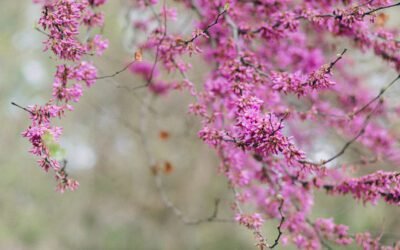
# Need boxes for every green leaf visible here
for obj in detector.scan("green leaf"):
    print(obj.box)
[42,131,66,160]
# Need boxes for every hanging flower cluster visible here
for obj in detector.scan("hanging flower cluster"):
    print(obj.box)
[21,0,108,192]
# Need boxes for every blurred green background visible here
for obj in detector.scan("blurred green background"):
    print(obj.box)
[0,1,399,249]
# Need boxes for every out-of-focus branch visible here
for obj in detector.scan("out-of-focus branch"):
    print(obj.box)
[250,199,285,250]
[131,0,168,91]
[95,60,137,80]
[351,74,400,117]
[183,8,228,45]
[183,199,233,225]
[138,92,231,225]
[306,218,333,250]
[300,99,382,166]
[326,49,347,73]
[133,5,231,222]
[362,2,400,16]
[245,2,400,35]
[11,102,33,115]
[268,199,285,249]
[242,48,347,81]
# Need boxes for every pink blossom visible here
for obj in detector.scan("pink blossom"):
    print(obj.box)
[83,10,105,27]
[129,61,159,81]
[235,213,264,230]
[22,0,400,246]
[89,35,109,55]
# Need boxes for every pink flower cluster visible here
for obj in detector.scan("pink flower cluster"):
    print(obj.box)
[314,218,353,245]
[331,171,400,205]
[271,64,335,97]
[306,2,400,71]
[129,0,400,249]
[355,232,400,250]
[21,0,400,248]
[52,62,97,102]
[235,213,264,230]
[21,0,108,192]
[38,0,108,60]
[22,102,79,192]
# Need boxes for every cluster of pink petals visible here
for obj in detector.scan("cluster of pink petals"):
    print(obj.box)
[52,62,97,102]
[271,65,335,97]
[21,0,400,247]
[22,0,108,192]
[314,218,353,245]
[306,2,400,71]
[88,35,109,55]
[128,0,400,248]
[83,9,105,27]
[21,102,78,191]
[330,171,400,205]
[235,213,264,230]
[355,232,400,250]
[38,0,108,60]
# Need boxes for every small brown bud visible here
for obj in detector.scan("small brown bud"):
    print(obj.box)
[159,130,170,140]
[163,161,174,174]
[376,13,389,27]
[134,49,143,62]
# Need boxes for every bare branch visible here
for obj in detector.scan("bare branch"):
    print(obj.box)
[268,199,285,249]
[133,10,231,223]
[242,48,347,80]
[130,1,169,91]
[95,60,137,80]
[362,2,400,16]
[184,199,233,225]
[11,102,33,115]
[326,49,347,73]
[351,74,400,117]
[183,8,228,45]
[300,99,382,166]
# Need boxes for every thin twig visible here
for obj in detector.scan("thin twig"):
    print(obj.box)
[363,2,400,16]
[306,218,333,250]
[134,6,231,223]
[300,99,382,166]
[268,199,285,249]
[246,2,400,35]
[11,102,33,115]
[94,60,137,80]
[130,1,168,91]
[242,48,347,80]
[184,9,227,44]
[326,49,347,73]
[34,26,50,37]
[351,74,400,117]
[184,199,233,225]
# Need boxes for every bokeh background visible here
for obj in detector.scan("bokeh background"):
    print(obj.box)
[1,1,399,249]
